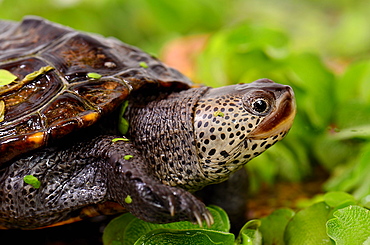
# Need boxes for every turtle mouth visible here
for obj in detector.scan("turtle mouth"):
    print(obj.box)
[248,87,296,139]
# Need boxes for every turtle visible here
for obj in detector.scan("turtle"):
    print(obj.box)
[0,16,296,230]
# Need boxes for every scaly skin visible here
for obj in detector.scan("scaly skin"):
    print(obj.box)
[0,79,295,229]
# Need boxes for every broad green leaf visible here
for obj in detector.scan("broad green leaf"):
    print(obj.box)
[0,69,17,86]
[336,60,370,105]
[284,202,333,245]
[327,205,370,245]
[235,220,262,245]
[259,208,295,245]
[287,52,335,129]
[103,206,230,245]
[324,142,370,201]
[134,229,234,245]
[323,192,356,209]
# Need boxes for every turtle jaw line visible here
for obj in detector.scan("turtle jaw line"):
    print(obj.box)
[247,90,296,139]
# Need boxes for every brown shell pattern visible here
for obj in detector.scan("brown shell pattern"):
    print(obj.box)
[0,16,192,165]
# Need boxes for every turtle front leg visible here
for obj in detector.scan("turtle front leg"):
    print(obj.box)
[102,136,213,227]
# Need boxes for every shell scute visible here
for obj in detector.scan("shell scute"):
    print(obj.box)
[0,17,71,61]
[0,16,192,165]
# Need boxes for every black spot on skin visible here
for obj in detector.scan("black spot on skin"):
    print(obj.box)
[205,105,211,111]
[220,150,229,157]
[210,135,216,140]
[260,141,267,147]
[248,123,253,128]
[204,139,210,144]
[252,143,258,150]
[186,169,193,175]
[265,144,272,149]
[197,121,202,128]
[199,132,204,138]
[233,160,240,164]
[215,169,222,173]
[208,149,216,155]
[210,127,215,133]
[221,133,226,140]
[243,154,251,158]
[204,122,209,127]
[229,140,235,145]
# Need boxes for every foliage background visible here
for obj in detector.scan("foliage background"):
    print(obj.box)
[1,0,369,207]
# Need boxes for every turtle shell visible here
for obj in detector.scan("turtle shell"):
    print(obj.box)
[0,16,192,165]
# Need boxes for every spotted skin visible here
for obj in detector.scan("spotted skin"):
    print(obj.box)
[125,79,295,191]
[193,80,295,185]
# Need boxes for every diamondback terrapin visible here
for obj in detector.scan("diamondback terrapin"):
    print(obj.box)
[0,16,296,229]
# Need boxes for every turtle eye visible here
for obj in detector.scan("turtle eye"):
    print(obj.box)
[243,90,274,115]
[252,99,269,114]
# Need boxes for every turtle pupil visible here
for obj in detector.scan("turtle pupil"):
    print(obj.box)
[253,99,268,113]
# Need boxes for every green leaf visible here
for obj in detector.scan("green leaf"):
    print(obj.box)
[87,72,102,79]
[139,61,149,68]
[124,155,133,160]
[327,205,370,245]
[103,205,230,245]
[118,101,130,135]
[22,66,54,83]
[324,142,370,201]
[0,69,17,86]
[323,192,356,209]
[235,220,262,245]
[112,138,129,142]
[259,208,295,245]
[134,229,234,245]
[124,195,132,204]
[284,202,333,245]
[287,52,335,129]
[23,175,41,189]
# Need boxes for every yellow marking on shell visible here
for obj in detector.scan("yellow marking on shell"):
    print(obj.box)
[81,111,99,123]
[27,132,45,145]
[0,100,5,122]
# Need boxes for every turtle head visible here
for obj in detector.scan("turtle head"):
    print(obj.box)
[194,78,296,183]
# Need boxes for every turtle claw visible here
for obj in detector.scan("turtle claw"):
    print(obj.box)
[204,211,214,228]
[194,211,203,227]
